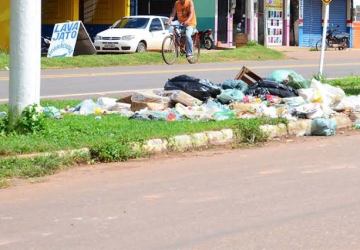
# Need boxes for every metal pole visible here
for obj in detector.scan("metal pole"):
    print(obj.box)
[285,0,290,46]
[9,0,41,125]
[249,0,255,41]
[319,3,329,75]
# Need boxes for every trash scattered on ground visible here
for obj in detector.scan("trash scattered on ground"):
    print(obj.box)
[169,90,203,106]
[355,120,360,129]
[33,66,360,137]
[43,106,62,119]
[217,89,245,104]
[164,75,221,101]
[246,80,298,98]
[311,118,337,136]
[269,70,310,89]
[334,95,360,112]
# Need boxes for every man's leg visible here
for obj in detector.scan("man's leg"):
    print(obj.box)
[185,26,194,57]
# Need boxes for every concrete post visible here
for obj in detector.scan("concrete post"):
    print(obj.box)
[249,0,255,41]
[285,0,290,46]
[9,0,41,124]
[319,4,329,75]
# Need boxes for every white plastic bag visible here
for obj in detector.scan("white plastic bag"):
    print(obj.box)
[97,97,117,110]
[334,95,360,112]
[310,79,345,108]
[298,88,315,102]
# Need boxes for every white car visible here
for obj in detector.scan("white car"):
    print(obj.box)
[94,15,170,53]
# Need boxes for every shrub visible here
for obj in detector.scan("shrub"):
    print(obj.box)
[0,113,8,136]
[14,104,45,134]
[90,139,143,163]
[235,119,268,144]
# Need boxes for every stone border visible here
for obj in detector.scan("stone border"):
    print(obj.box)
[0,115,354,160]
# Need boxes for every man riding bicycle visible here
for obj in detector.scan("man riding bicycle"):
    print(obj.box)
[167,0,197,60]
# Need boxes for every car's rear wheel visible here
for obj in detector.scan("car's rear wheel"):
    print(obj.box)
[136,42,147,53]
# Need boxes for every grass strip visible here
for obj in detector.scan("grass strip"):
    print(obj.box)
[0,153,90,188]
[328,76,360,96]
[0,100,286,187]
[0,45,284,70]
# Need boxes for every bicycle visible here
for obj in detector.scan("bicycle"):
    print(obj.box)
[162,24,200,65]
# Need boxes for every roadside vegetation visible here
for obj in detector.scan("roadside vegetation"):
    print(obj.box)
[328,76,360,95]
[0,99,286,187]
[0,51,7,69]
[0,44,284,70]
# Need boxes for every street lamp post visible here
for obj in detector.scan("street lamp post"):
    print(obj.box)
[9,0,41,125]
[319,1,331,75]
[249,0,255,41]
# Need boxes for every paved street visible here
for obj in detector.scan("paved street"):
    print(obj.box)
[1,49,360,102]
[1,133,360,249]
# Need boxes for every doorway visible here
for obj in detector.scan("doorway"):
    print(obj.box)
[138,0,175,16]
[217,0,228,43]
[290,0,299,46]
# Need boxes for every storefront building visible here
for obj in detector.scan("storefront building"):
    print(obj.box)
[42,0,130,39]
[298,0,354,47]
[354,0,360,48]
[0,0,10,51]
[3,0,359,51]
[134,0,216,37]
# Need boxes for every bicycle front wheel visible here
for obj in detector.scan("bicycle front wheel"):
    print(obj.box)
[316,39,328,51]
[162,35,178,65]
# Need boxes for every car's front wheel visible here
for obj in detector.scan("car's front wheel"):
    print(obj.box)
[136,42,147,53]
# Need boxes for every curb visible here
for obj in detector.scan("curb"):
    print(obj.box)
[1,148,90,160]
[0,115,355,160]
[142,115,353,154]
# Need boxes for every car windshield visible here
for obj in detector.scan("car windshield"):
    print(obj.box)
[112,18,150,29]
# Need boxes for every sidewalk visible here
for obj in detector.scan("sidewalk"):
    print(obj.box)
[272,46,360,60]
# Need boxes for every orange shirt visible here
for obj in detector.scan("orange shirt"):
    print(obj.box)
[175,0,197,27]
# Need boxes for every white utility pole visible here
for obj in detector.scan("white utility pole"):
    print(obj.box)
[9,0,41,124]
[319,3,330,75]
[249,0,255,41]
[285,0,290,46]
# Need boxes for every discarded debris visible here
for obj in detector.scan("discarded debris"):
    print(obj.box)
[33,66,360,137]
[164,75,221,101]
[311,118,337,136]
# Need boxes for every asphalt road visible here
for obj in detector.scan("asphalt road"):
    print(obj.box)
[1,49,360,102]
[1,133,360,249]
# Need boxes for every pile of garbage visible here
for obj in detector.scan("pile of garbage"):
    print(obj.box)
[15,66,360,136]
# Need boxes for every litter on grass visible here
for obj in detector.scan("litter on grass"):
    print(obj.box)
[36,66,360,136]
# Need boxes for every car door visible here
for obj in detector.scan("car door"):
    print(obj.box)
[147,18,167,50]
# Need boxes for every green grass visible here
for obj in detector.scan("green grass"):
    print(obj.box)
[328,76,360,96]
[0,44,284,69]
[0,52,7,69]
[0,99,287,186]
[0,153,90,187]
[0,114,239,156]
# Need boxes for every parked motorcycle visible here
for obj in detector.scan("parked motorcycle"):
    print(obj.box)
[315,25,350,51]
[199,29,214,50]
[41,36,51,55]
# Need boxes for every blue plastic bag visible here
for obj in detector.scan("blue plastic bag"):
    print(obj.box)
[311,118,337,136]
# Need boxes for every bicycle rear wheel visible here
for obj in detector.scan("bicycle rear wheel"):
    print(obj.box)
[188,33,200,64]
[162,35,178,65]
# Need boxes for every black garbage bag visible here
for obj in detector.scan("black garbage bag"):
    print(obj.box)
[164,75,221,101]
[245,80,298,98]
